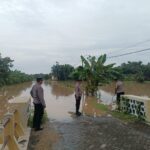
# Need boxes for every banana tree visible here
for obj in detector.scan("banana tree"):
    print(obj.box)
[80,54,116,96]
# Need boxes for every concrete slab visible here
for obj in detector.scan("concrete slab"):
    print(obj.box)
[0,128,31,150]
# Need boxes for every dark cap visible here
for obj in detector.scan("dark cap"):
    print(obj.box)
[36,76,43,82]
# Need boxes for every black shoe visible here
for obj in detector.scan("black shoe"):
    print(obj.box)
[76,112,82,116]
[34,127,43,131]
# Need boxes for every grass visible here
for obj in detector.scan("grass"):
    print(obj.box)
[28,109,48,127]
[94,103,109,112]
[111,111,139,123]
[94,102,139,123]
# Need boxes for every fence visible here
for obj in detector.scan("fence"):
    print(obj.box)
[0,97,31,150]
[120,95,150,122]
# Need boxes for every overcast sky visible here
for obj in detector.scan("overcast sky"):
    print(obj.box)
[0,0,150,74]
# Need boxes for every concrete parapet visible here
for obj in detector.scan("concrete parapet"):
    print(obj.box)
[121,95,150,123]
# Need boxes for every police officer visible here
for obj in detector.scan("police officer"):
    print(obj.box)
[75,79,82,116]
[30,77,46,131]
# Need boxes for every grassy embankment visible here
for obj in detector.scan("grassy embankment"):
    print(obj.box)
[94,99,139,123]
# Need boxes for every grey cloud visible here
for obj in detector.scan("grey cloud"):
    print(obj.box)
[0,0,150,73]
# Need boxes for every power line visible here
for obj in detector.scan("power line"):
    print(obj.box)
[80,39,150,58]
[125,39,150,48]
[107,39,150,56]
[107,48,150,59]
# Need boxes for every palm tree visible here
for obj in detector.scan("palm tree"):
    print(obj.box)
[80,54,116,96]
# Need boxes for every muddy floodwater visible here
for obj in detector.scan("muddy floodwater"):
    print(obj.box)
[100,81,150,104]
[0,81,150,121]
[1,81,150,150]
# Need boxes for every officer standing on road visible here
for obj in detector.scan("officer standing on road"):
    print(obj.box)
[75,79,82,116]
[30,77,46,131]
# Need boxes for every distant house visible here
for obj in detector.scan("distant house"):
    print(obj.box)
[52,75,58,81]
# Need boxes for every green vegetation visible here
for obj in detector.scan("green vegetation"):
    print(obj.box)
[111,111,139,123]
[0,53,33,86]
[51,57,150,89]
[95,102,139,122]
[94,103,109,111]
[28,109,48,127]
[6,70,33,84]
[51,62,74,80]
[116,61,150,82]
[80,55,116,95]
[70,66,84,81]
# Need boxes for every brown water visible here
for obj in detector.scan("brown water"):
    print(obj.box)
[100,81,150,104]
[0,82,32,120]
[0,81,150,122]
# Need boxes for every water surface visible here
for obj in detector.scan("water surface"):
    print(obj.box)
[0,81,150,122]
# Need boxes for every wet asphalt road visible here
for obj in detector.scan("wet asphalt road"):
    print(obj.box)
[52,116,150,150]
[28,115,150,150]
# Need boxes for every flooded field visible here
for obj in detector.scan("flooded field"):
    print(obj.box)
[0,81,150,121]
[100,81,150,104]
[0,82,32,120]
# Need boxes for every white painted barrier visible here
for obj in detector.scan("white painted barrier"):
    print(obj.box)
[121,95,150,122]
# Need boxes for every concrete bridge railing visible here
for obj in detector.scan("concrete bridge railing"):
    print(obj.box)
[0,97,31,150]
[120,95,150,122]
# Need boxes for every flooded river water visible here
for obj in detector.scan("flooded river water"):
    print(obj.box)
[0,81,150,122]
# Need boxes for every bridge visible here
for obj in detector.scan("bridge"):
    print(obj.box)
[0,97,31,150]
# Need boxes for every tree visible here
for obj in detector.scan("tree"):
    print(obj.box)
[6,70,33,84]
[0,53,33,86]
[143,63,150,81]
[79,54,116,96]
[116,61,150,82]
[0,53,13,86]
[51,62,74,80]
[118,61,143,75]
[70,66,84,81]
[135,71,145,83]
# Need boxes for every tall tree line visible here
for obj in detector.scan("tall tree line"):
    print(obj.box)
[51,62,74,80]
[0,53,33,86]
[51,59,150,83]
[116,61,150,82]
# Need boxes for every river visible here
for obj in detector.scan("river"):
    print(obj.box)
[0,81,150,121]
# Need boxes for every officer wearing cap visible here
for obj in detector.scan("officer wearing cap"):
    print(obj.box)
[30,76,46,131]
[75,79,82,116]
